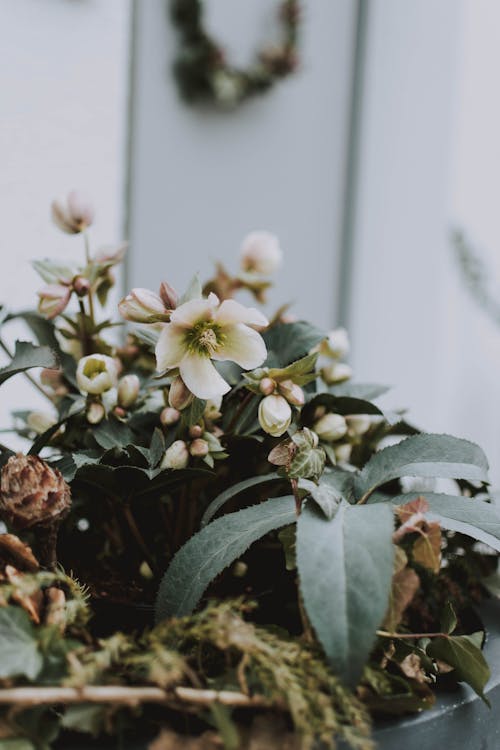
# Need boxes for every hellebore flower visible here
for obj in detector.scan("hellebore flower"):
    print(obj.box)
[258,394,292,437]
[155,294,268,401]
[240,231,283,275]
[119,288,169,324]
[76,354,119,395]
[51,191,94,234]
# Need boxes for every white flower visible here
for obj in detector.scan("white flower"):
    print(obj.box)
[119,288,169,323]
[162,440,189,470]
[314,413,347,442]
[258,394,292,437]
[51,191,94,234]
[240,231,283,275]
[76,354,118,395]
[156,294,268,401]
[117,374,140,408]
[321,362,353,385]
[320,327,350,360]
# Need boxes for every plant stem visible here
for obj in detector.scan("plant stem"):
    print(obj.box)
[83,232,96,324]
[0,337,54,403]
[290,478,302,515]
[123,502,157,573]
[376,629,448,640]
[227,390,254,433]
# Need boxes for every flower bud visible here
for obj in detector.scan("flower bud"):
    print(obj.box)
[162,440,189,470]
[189,438,209,458]
[334,443,352,464]
[320,328,350,360]
[313,413,347,442]
[117,374,140,408]
[159,281,179,310]
[168,376,194,410]
[240,231,283,275]
[86,401,105,424]
[51,191,94,234]
[258,394,292,437]
[278,379,305,406]
[118,288,169,324]
[26,412,57,435]
[113,406,126,419]
[76,354,118,395]
[204,397,222,421]
[345,415,371,438]
[73,276,91,297]
[38,284,71,320]
[160,407,181,426]
[321,362,353,385]
[189,425,203,439]
[259,377,276,395]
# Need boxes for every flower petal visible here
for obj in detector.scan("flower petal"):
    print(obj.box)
[179,354,231,400]
[215,299,268,329]
[155,324,186,371]
[212,323,267,370]
[170,297,218,328]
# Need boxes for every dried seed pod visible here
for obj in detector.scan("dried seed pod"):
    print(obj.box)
[0,454,71,530]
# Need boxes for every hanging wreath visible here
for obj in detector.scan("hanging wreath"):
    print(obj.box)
[169,0,300,108]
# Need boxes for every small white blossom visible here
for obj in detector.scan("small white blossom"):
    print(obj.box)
[156,294,268,401]
[321,362,353,385]
[76,354,118,395]
[258,394,292,437]
[240,231,283,276]
[117,374,140,408]
[320,328,350,360]
[314,413,347,442]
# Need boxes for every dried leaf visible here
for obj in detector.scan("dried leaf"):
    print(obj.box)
[413,522,442,573]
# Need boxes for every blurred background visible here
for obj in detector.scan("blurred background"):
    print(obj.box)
[2,0,500,480]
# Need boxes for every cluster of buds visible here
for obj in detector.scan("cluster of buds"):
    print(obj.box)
[257,374,306,438]
[311,405,373,465]
[161,425,226,470]
[316,327,353,385]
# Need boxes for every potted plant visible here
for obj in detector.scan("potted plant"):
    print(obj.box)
[0,193,499,750]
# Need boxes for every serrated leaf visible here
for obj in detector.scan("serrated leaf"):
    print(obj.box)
[0,607,43,680]
[426,633,490,703]
[263,321,325,367]
[7,310,77,384]
[201,472,281,526]
[320,467,357,504]
[299,478,342,520]
[92,417,134,449]
[155,496,296,621]
[355,434,489,503]
[388,493,500,552]
[0,341,58,386]
[297,500,395,686]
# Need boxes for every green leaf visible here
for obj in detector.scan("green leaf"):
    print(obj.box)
[0,607,43,680]
[387,493,500,552]
[181,397,206,427]
[180,274,202,304]
[201,472,281,526]
[427,633,490,704]
[331,382,391,400]
[0,341,58,386]
[288,443,326,480]
[61,704,107,737]
[155,495,296,621]
[92,417,134,449]
[32,259,76,284]
[263,321,325,367]
[297,501,394,686]
[149,427,166,468]
[355,434,489,502]
[7,310,77,384]
[441,602,458,635]
[306,393,384,418]
[319,467,357,504]
[298,478,342,520]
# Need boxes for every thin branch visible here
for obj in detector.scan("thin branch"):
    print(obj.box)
[377,629,447,640]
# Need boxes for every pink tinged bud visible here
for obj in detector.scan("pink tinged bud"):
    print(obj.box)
[189,425,203,439]
[86,401,105,425]
[51,191,94,234]
[189,438,209,458]
[345,415,371,438]
[320,362,353,385]
[162,440,189,470]
[168,376,194,411]
[278,379,305,406]
[258,394,292,437]
[73,276,91,297]
[117,374,140,408]
[118,288,169,324]
[240,231,283,276]
[114,406,127,418]
[159,281,179,310]
[160,407,181,426]
[259,377,276,396]
[313,413,347,442]
[38,284,71,320]
[320,327,350,360]
[76,354,119,395]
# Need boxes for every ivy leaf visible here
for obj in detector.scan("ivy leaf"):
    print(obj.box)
[263,321,325,367]
[201,472,281,526]
[155,496,296,621]
[0,607,43,680]
[297,500,395,686]
[0,341,58,386]
[355,434,489,503]
[426,633,490,704]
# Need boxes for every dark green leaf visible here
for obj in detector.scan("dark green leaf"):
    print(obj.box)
[441,602,458,635]
[92,417,134,450]
[155,496,296,621]
[149,428,166,468]
[299,478,342,520]
[6,311,77,384]
[0,341,58,386]
[263,321,325,367]
[427,633,490,704]
[0,607,43,680]
[297,501,394,686]
[201,472,281,526]
[355,434,489,502]
[181,397,206,427]
[331,383,391,400]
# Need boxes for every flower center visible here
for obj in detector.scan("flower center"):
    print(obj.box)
[83,359,107,380]
[185,321,225,357]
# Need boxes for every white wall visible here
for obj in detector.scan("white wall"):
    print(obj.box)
[128,0,357,329]
[0,0,131,432]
